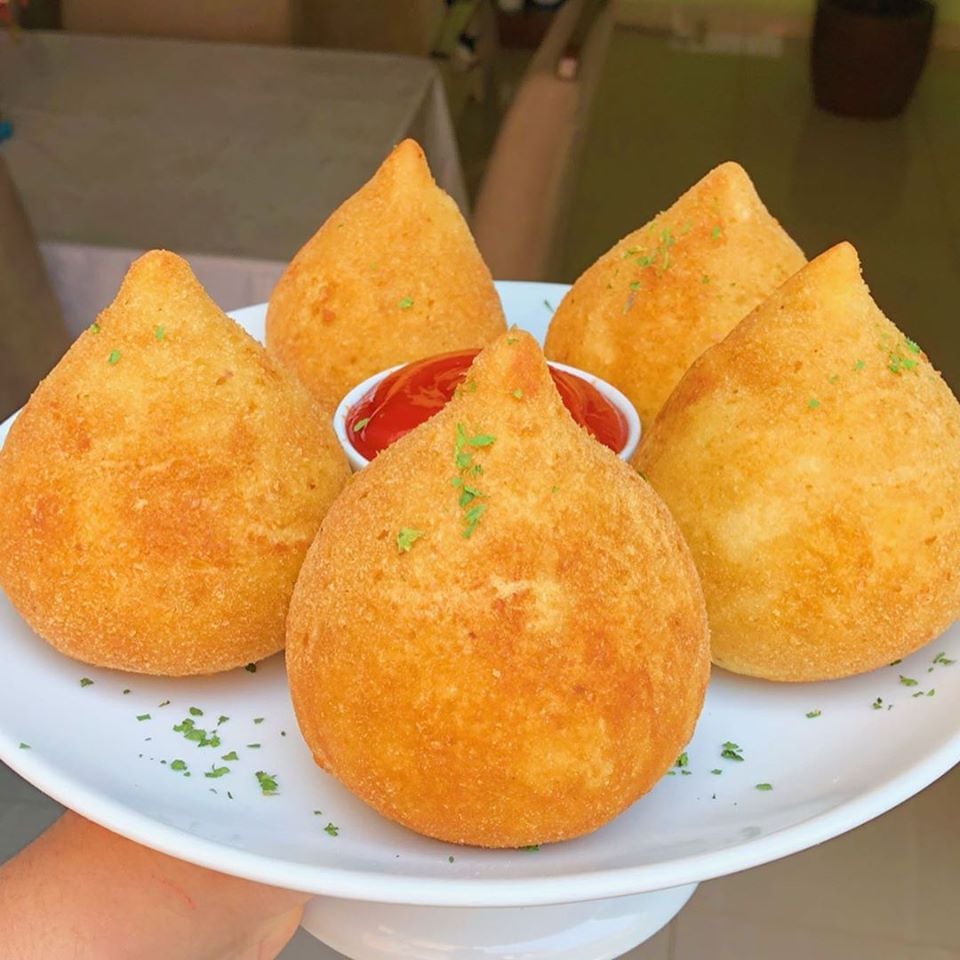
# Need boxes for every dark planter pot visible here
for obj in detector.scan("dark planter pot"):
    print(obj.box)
[811,0,935,118]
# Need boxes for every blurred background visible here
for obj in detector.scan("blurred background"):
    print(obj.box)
[1,2,959,958]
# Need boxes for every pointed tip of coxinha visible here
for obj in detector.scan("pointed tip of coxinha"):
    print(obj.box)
[466,328,559,409]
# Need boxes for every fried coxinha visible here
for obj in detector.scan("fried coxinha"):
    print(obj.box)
[287,329,710,848]
[0,251,349,675]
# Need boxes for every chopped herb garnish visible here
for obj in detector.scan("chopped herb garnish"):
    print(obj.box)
[396,528,424,553]
[80,678,94,688]
[217,715,229,726]
[701,275,711,285]
[253,717,264,725]
[506,336,518,345]
[755,783,773,791]
[90,322,101,333]
[872,697,884,710]
[154,325,165,341]
[122,688,131,695]
[398,297,414,310]
[899,675,919,687]
[170,759,187,772]
[467,434,495,447]
[158,700,170,708]
[629,281,641,291]
[550,485,560,493]
[136,714,151,722]
[205,766,230,779]
[854,359,865,371]
[245,663,257,673]
[221,751,239,761]
[18,742,30,750]
[805,709,822,719]
[720,741,744,762]
[933,652,956,666]
[807,398,821,410]
[189,707,203,716]
[710,768,722,775]
[255,771,279,795]
[448,855,455,863]
[511,388,523,399]
[675,752,689,768]
[461,502,487,538]
[927,689,936,697]
[905,338,920,354]
[313,810,323,816]
[543,299,554,312]
[711,225,722,239]
[246,743,261,749]
[324,822,339,836]
[828,374,840,384]
[890,659,902,666]
[353,417,370,433]
[107,350,121,365]
[520,844,540,852]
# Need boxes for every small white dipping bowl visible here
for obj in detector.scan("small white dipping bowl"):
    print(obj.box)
[333,358,642,472]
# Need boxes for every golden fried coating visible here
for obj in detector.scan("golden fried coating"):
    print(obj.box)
[544,162,806,426]
[287,330,709,847]
[0,251,349,676]
[635,243,960,682]
[266,139,506,411]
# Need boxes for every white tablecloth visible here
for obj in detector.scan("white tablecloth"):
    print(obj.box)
[0,31,466,265]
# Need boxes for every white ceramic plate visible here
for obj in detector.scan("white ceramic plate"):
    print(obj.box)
[1,281,958,907]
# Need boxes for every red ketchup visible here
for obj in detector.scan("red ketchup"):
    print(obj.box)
[346,349,628,461]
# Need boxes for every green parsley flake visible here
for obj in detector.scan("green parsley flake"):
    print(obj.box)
[927,689,936,697]
[828,374,840,384]
[520,844,540,852]
[246,743,261,749]
[461,502,487,539]
[221,751,239,761]
[136,714,151,722]
[90,322,101,334]
[154,325,165,341]
[710,768,722,775]
[324,822,340,836]
[905,338,921,354]
[755,783,773,791]
[122,689,131,695]
[170,759,188,772]
[217,715,229,726]
[352,417,371,433]
[720,741,744,762]
[805,709,822,719]
[107,350,121,365]
[396,528,424,553]
[543,299,554,312]
[253,717,264,724]
[205,766,230,779]
[314,810,323,816]
[711,225,722,239]
[506,337,518,345]
[675,752,689,768]
[872,697,884,710]
[80,678,94,688]
[398,297,414,310]
[807,398,821,410]
[158,700,171,707]
[701,275,711,285]
[890,659,902,666]
[245,663,257,673]
[933,652,956,666]
[255,771,279,795]
[448,855,455,863]
[189,707,203,716]
[511,388,523,400]
[854,359,865,371]
[629,281,641,291]
[18,742,30,750]
[899,675,919,687]
[467,434,495,447]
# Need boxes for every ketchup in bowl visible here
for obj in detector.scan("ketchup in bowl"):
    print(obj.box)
[345,349,629,462]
